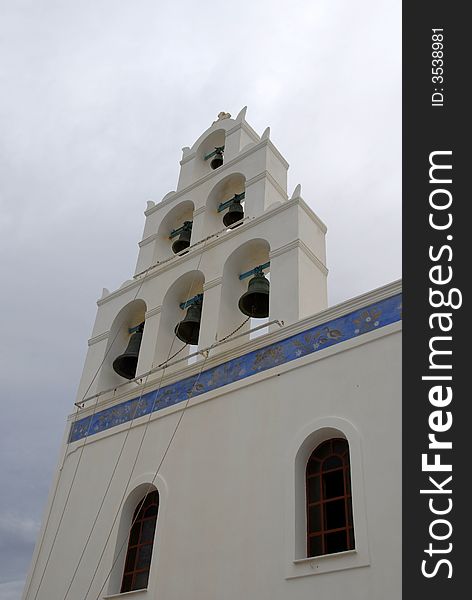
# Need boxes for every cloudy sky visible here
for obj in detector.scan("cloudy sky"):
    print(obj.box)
[0,1,400,598]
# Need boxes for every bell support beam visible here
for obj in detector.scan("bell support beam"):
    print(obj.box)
[169,220,193,239]
[217,192,245,213]
[175,297,203,345]
[238,262,270,280]
[179,293,203,310]
[204,145,224,161]
[128,324,142,334]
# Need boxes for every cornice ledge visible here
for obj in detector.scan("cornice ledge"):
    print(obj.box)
[203,277,223,291]
[139,232,159,247]
[267,139,290,169]
[269,240,328,275]
[106,199,315,306]
[298,240,329,274]
[127,198,303,290]
[144,193,176,216]
[280,280,402,342]
[145,306,162,319]
[246,170,288,200]
[145,139,276,217]
[97,278,141,306]
[88,331,110,346]
[226,120,261,143]
[72,281,402,421]
[179,150,197,166]
[297,198,328,234]
[139,205,206,248]
[193,205,206,216]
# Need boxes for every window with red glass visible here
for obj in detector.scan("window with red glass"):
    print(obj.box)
[306,438,355,557]
[121,490,159,593]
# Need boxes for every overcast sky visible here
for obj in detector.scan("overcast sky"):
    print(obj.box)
[0,1,400,598]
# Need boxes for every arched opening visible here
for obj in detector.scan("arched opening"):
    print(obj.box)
[154,270,205,368]
[193,129,226,181]
[107,484,159,596]
[98,299,147,392]
[217,239,270,348]
[306,438,354,557]
[203,173,246,237]
[121,490,159,592]
[154,200,195,263]
[288,419,369,575]
[293,426,357,560]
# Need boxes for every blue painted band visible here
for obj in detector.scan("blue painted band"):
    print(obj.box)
[69,293,402,443]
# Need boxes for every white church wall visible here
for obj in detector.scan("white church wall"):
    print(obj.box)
[24,310,401,600]
[24,111,400,600]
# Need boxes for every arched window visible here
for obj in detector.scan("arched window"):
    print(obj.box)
[306,438,354,557]
[121,491,159,593]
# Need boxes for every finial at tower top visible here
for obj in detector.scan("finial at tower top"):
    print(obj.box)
[215,111,231,122]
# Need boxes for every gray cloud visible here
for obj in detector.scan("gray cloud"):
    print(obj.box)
[0,0,400,596]
[0,581,26,600]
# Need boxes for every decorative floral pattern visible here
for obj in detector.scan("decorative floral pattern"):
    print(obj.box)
[69,293,402,443]
[353,308,382,335]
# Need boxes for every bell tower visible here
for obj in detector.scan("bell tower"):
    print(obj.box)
[23,108,339,600]
[74,107,328,404]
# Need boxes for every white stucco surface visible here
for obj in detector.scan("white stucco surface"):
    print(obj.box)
[23,317,401,600]
[23,113,401,600]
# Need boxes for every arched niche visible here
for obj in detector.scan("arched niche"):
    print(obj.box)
[295,427,349,560]
[193,129,226,181]
[217,238,270,347]
[107,483,159,596]
[154,200,195,263]
[154,270,205,368]
[203,173,246,237]
[97,299,147,392]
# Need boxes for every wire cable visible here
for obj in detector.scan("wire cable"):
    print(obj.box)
[91,339,211,599]
[28,266,153,600]
[90,315,252,600]
[61,243,209,600]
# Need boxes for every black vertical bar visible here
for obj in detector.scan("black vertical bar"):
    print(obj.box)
[403,3,468,599]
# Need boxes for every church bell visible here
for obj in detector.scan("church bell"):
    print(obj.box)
[172,221,192,254]
[112,322,144,380]
[174,298,202,345]
[238,272,270,318]
[223,198,244,228]
[210,147,224,170]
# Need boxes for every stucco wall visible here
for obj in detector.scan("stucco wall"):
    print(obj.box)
[24,318,401,600]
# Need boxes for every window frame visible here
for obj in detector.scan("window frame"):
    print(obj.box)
[305,438,355,558]
[107,479,166,598]
[285,417,370,579]
[120,491,159,593]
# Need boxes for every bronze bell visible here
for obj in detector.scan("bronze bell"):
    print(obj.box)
[223,198,244,228]
[172,221,192,254]
[210,148,224,170]
[175,299,202,345]
[238,272,270,318]
[112,322,144,380]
